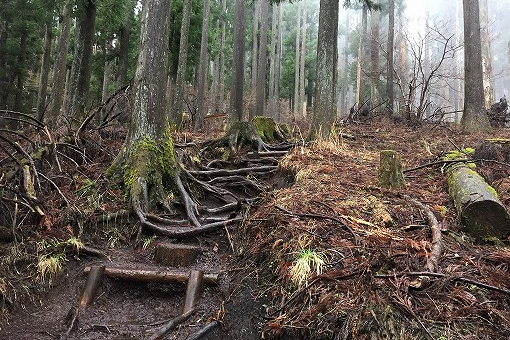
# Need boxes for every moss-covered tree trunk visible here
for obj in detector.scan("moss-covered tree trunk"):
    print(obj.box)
[109,0,174,212]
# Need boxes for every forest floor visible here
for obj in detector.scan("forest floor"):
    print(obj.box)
[1,116,510,339]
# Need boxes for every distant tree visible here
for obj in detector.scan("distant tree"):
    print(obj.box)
[479,0,494,110]
[386,0,395,114]
[67,0,96,120]
[254,0,269,118]
[195,0,211,129]
[46,2,71,128]
[172,0,192,127]
[461,0,491,131]
[36,19,53,120]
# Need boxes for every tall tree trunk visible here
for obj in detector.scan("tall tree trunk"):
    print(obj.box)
[455,0,464,123]
[251,0,261,92]
[275,5,283,121]
[386,0,394,115]
[339,11,350,116]
[218,0,227,111]
[310,0,338,139]
[479,0,494,109]
[47,3,71,128]
[254,0,269,118]
[298,1,307,118]
[370,9,380,107]
[293,2,302,117]
[36,20,53,121]
[0,20,8,109]
[172,0,192,126]
[195,0,211,130]
[67,0,96,120]
[230,0,246,123]
[102,44,114,102]
[127,0,169,144]
[117,0,136,88]
[461,0,491,131]
[13,31,27,115]
[268,4,280,118]
[355,5,368,113]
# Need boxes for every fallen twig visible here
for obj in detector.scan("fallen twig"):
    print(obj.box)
[186,321,220,340]
[274,205,358,243]
[148,308,196,340]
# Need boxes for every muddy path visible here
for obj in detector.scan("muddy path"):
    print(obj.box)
[0,124,293,340]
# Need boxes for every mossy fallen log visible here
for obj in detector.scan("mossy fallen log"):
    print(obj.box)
[446,163,510,238]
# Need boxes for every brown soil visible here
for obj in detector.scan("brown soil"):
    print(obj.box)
[1,118,510,339]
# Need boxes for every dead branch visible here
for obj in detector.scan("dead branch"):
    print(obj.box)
[188,165,277,177]
[274,205,358,243]
[148,308,196,340]
[186,321,220,340]
[405,196,442,272]
[373,272,510,295]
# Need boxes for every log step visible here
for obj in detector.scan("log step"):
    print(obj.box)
[154,243,202,267]
[83,266,218,285]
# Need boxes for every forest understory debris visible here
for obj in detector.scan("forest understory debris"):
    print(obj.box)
[1,114,510,339]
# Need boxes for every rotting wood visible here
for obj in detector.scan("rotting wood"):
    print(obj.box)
[446,163,510,238]
[83,266,218,285]
[148,308,196,340]
[183,270,204,314]
[377,150,405,189]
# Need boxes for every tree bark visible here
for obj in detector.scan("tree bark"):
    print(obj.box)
[195,0,211,130]
[461,0,491,131]
[310,0,338,139]
[230,0,246,123]
[479,0,494,110]
[172,0,192,127]
[386,0,395,115]
[36,20,53,121]
[298,1,307,118]
[116,0,136,88]
[268,4,280,119]
[370,9,380,106]
[356,5,368,115]
[254,0,269,118]
[251,0,260,92]
[47,3,71,128]
[67,0,96,120]
[447,163,510,238]
[293,2,302,117]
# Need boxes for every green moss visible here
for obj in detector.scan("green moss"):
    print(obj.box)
[108,126,178,201]
[252,116,282,142]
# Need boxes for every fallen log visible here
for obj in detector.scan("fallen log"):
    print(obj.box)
[446,163,510,238]
[83,266,218,285]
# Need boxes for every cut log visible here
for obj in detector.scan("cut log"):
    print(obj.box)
[83,266,218,285]
[183,270,204,313]
[377,150,405,189]
[446,163,510,238]
[155,243,202,267]
[79,265,105,308]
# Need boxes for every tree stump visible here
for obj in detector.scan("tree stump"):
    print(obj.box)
[447,163,510,238]
[377,150,405,189]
